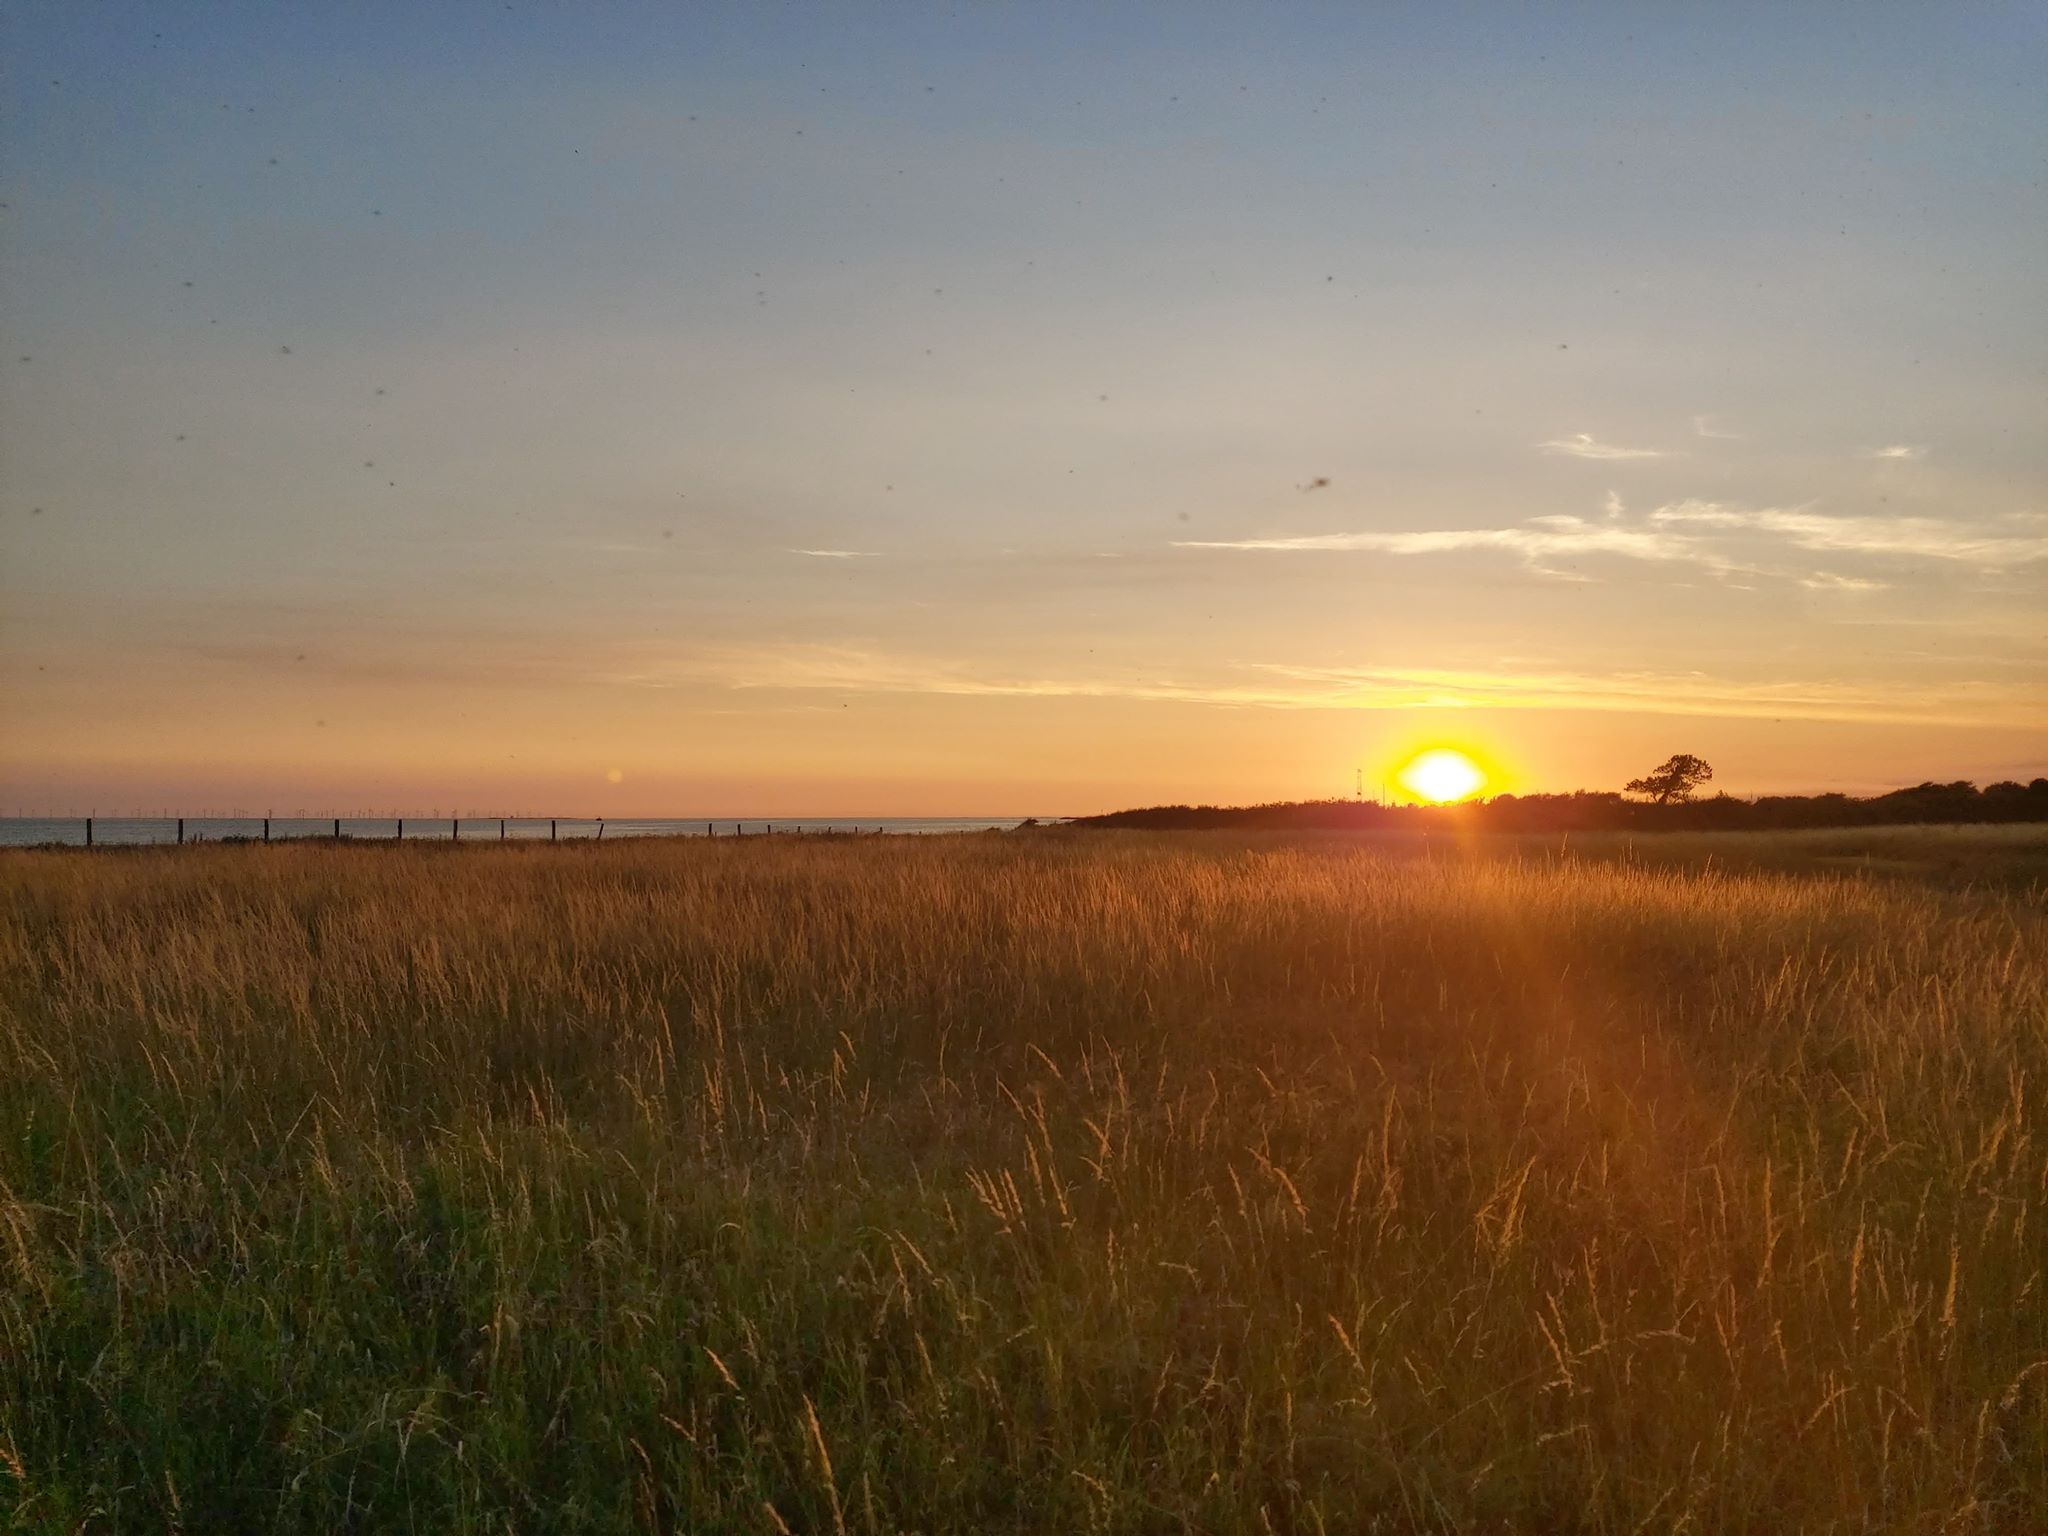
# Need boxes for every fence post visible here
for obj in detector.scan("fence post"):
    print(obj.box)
[551,818,557,842]
[452,818,459,843]
[397,818,404,841]
[85,816,93,848]
[177,817,184,845]
[597,819,605,841]
[263,817,271,843]
[500,818,506,841]
[707,821,713,838]
[334,817,341,839]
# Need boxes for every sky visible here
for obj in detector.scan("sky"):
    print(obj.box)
[2,1,2043,816]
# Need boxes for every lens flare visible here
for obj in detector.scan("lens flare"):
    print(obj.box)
[1397,748,1486,803]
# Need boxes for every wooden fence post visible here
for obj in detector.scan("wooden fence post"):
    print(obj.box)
[263,817,271,843]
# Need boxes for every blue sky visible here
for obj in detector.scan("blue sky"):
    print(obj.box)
[3,2,2043,812]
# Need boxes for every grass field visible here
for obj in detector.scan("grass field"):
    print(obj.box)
[2,828,2044,1532]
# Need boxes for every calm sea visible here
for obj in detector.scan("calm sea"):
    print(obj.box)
[0,816,1042,849]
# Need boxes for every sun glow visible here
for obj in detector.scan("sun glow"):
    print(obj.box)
[1397,748,1487,803]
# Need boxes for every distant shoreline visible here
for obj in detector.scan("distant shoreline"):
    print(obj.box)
[1072,779,2048,833]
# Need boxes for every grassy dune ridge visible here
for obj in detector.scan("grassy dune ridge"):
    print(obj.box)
[1,830,2044,1531]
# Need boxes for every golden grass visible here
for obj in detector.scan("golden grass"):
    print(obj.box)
[1,830,2043,1531]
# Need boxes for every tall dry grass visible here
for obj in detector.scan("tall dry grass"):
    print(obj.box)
[1,831,2043,1531]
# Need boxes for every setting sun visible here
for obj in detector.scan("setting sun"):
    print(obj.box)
[1397,748,1487,803]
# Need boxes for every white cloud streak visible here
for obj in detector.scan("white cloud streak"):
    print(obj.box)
[1871,444,1927,460]
[1798,572,1890,592]
[1648,501,2048,566]
[1176,499,2048,578]
[791,548,880,559]
[1176,515,1690,564]
[1537,432,1667,460]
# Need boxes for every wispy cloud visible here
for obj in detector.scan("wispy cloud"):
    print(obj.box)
[1178,498,2048,581]
[1246,662,2033,724]
[614,644,1284,706]
[1649,501,2048,566]
[1537,432,1667,460]
[1176,516,1690,566]
[1870,444,1927,460]
[1692,415,1743,440]
[1798,572,1890,592]
[613,643,2043,727]
[791,548,880,559]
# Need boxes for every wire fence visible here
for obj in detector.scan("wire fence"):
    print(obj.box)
[0,816,1028,849]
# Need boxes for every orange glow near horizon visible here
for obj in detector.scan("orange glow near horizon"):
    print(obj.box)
[1396,748,1488,803]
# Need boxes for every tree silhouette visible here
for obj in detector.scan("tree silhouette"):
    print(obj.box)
[1625,754,1714,804]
